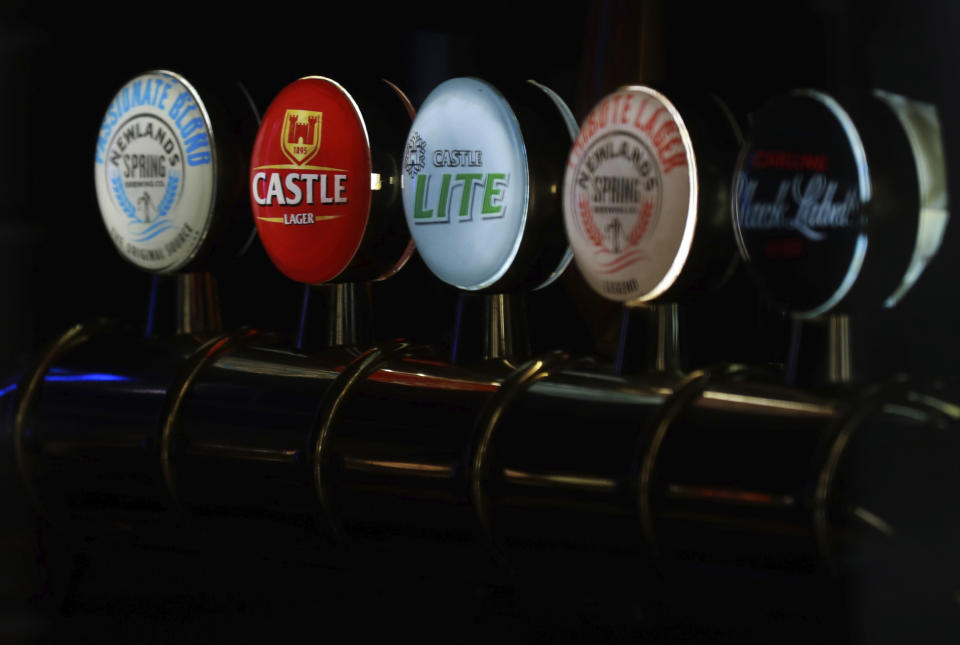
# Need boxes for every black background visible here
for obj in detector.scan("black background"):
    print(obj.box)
[2,1,960,642]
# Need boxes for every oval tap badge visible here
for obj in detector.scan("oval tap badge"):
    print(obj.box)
[94,70,216,273]
[401,78,530,291]
[250,77,372,284]
[563,86,697,303]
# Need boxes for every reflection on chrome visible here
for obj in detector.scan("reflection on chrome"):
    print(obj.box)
[216,354,339,379]
[907,392,960,419]
[533,379,667,404]
[128,387,167,395]
[366,367,499,391]
[502,468,618,492]
[342,457,454,478]
[186,443,300,463]
[880,403,930,423]
[852,506,895,537]
[667,484,795,508]
[700,390,838,416]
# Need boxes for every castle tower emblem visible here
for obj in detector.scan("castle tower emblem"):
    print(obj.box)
[280,109,323,165]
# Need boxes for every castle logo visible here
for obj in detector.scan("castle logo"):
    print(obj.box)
[404,131,426,178]
[281,109,322,165]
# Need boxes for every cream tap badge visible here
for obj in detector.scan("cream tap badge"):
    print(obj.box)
[563,86,697,302]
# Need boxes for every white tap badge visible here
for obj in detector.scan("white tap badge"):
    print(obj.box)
[94,71,216,273]
[401,78,529,290]
[563,87,697,302]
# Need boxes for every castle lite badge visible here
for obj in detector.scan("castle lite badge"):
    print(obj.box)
[94,71,215,273]
[400,78,531,290]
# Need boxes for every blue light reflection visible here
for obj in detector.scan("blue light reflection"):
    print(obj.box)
[45,368,131,383]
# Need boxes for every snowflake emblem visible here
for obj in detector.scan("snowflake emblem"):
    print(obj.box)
[404,132,427,178]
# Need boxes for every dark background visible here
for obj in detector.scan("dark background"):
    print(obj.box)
[2,1,959,642]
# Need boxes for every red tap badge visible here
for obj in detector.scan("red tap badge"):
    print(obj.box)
[250,77,372,283]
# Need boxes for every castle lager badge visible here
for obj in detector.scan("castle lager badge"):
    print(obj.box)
[94,71,216,273]
[250,77,372,284]
[401,78,531,290]
[733,91,869,316]
[563,87,696,303]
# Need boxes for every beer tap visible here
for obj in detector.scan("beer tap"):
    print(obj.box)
[95,71,266,336]
[562,86,744,376]
[12,70,260,527]
[301,76,581,566]
[732,89,949,387]
[401,77,578,366]
[249,76,415,353]
[166,75,416,535]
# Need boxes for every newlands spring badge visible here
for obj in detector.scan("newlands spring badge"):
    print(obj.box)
[95,71,217,273]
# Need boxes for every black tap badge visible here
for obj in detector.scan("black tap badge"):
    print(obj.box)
[733,91,869,315]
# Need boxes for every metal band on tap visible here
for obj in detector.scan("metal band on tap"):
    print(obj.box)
[312,340,411,541]
[13,320,115,518]
[159,329,260,510]
[468,350,577,557]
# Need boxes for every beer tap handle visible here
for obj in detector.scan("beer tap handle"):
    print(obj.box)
[403,78,577,365]
[733,89,948,386]
[563,87,742,374]
[94,70,259,337]
[251,76,413,350]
